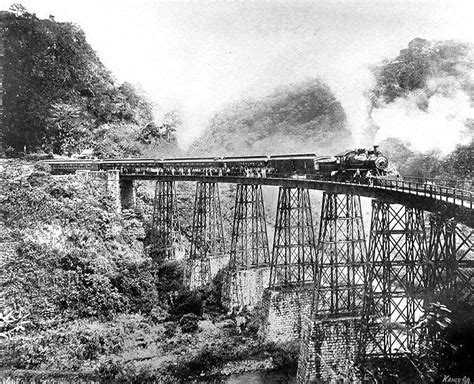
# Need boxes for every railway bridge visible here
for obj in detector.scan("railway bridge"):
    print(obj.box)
[48,159,473,383]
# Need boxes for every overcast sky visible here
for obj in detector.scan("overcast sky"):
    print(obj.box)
[1,0,473,148]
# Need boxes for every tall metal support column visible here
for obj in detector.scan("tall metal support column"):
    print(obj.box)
[151,181,179,261]
[223,184,271,310]
[261,187,317,342]
[313,193,367,316]
[363,200,427,358]
[297,193,367,383]
[426,215,473,304]
[188,182,225,289]
[269,187,317,288]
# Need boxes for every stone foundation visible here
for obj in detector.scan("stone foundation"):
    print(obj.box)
[260,284,313,343]
[222,267,271,311]
[187,254,230,290]
[297,316,362,383]
[120,179,136,210]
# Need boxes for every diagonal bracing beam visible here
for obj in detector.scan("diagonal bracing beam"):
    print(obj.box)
[151,181,179,261]
[188,182,225,289]
[426,215,474,304]
[297,193,368,383]
[269,187,317,288]
[313,192,368,317]
[229,184,270,271]
[224,184,271,309]
[363,200,427,358]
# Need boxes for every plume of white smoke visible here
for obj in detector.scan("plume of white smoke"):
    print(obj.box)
[372,75,474,155]
[323,65,376,148]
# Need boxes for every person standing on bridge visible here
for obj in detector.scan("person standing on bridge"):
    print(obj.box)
[366,170,374,186]
[354,168,361,184]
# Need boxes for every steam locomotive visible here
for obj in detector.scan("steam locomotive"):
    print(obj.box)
[43,146,389,182]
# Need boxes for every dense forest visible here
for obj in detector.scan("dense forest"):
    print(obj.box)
[0,7,180,158]
[189,79,351,156]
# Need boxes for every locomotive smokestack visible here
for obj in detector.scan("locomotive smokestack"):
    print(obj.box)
[373,145,379,153]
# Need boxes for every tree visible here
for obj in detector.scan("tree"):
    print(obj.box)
[1,10,172,157]
[161,111,181,142]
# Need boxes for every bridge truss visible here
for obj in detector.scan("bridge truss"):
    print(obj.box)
[188,182,226,289]
[269,187,317,288]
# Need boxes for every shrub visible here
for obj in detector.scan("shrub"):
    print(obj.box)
[170,289,203,318]
[179,313,199,333]
[172,347,223,380]
[97,359,170,383]
[6,320,127,370]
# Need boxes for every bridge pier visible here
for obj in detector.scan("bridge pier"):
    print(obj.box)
[362,201,426,358]
[120,179,136,211]
[151,181,181,262]
[222,184,271,311]
[261,187,317,342]
[186,182,226,289]
[426,215,473,303]
[297,193,367,383]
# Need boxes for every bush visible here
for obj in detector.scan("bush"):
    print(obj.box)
[1,172,161,324]
[6,320,127,370]
[172,347,224,380]
[97,359,171,383]
[170,289,203,318]
[266,341,300,374]
[179,313,199,333]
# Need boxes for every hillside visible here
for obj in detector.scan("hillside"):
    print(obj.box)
[189,79,351,156]
[0,8,181,158]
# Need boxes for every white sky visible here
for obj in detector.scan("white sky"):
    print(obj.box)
[1,0,473,149]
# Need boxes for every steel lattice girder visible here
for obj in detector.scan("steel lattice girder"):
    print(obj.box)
[313,193,368,317]
[151,181,179,259]
[426,216,474,303]
[229,184,271,271]
[269,187,317,287]
[364,200,427,357]
[189,182,225,285]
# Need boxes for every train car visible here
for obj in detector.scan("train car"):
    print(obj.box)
[222,155,269,176]
[43,159,100,175]
[268,154,316,176]
[100,158,159,174]
[162,157,219,175]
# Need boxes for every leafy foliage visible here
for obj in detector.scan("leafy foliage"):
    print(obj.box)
[370,38,474,107]
[1,168,158,324]
[381,137,472,179]
[179,313,199,333]
[0,10,180,157]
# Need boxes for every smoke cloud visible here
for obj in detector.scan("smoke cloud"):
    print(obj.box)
[372,86,473,154]
[371,41,474,155]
